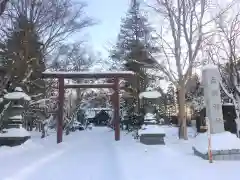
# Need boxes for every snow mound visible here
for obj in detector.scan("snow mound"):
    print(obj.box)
[9,115,23,120]
[12,105,23,108]
[139,91,161,99]
[193,131,240,154]
[138,125,165,135]
[4,91,31,101]
[0,128,30,137]
[73,121,83,128]
[14,87,23,92]
[144,113,156,120]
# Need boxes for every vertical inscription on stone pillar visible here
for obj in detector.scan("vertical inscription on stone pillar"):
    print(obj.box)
[202,65,225,134]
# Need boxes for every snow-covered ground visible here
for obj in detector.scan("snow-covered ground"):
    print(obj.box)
[0,126,239,180]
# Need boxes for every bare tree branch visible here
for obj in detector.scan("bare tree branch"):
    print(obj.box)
[148,0,236,139]
[0,0,95,54]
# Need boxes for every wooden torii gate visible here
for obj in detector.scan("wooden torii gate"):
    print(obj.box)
[42,71,135,143]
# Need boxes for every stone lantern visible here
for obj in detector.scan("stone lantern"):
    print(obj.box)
[139,87,161,124]
[0,87,31,146]
[138,87,165,145]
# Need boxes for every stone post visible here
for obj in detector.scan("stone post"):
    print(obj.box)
[202,65,224,134]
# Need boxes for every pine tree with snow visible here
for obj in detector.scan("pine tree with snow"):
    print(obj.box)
[111,0,158,112]
[165,84,177,118]
[1,14,45,95]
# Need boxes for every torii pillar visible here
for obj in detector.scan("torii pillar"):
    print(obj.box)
[113,78,120,141]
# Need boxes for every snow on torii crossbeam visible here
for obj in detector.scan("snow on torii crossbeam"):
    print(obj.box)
[42,71,135,144]
[42,71,134,79]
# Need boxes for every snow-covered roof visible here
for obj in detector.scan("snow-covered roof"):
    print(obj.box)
[87,108,112,111]
[4,92,31,101]
[139,91,161,99]
[144,113,156,120]
[119,79,126,87]
[14,87,23,92]
[85,110,96,118]
[146,87,153,91]
[9,115,23,120]
[43,71,135,75]
[12,105,23,108]
[222,102,234,106]
[43,71,135,79]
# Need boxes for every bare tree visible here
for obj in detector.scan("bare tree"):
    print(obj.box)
[70,45,94,113]
[0,0,94,95]
[149,0,235,139]
[48,42,94,116]
[0,0,95,54]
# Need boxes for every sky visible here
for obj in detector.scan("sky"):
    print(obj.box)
[69,0,238,92]
[73,0,168,89]
[80,0,130,58]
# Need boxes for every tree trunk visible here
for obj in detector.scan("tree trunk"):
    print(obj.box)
[136,74,141,113]
[178,84,188,140]
[235,95,240,137]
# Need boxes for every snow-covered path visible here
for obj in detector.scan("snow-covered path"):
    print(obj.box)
[0,127,240,180]
[1,128,123,180]
[22,130,123,180]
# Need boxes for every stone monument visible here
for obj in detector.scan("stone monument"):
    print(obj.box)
[202,64,225,134]
[193,65,240,160]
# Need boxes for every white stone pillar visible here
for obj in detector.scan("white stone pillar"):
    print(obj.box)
[202,64,225,134]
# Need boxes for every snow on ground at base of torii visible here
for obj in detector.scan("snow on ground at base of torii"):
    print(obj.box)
[0,127,240,180]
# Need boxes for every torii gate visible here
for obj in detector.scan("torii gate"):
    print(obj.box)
[42,71,135,143]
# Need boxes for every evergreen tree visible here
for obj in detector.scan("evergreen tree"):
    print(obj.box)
[2,14,45,94]
[166,84,177,117]
[111,0,159,112]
